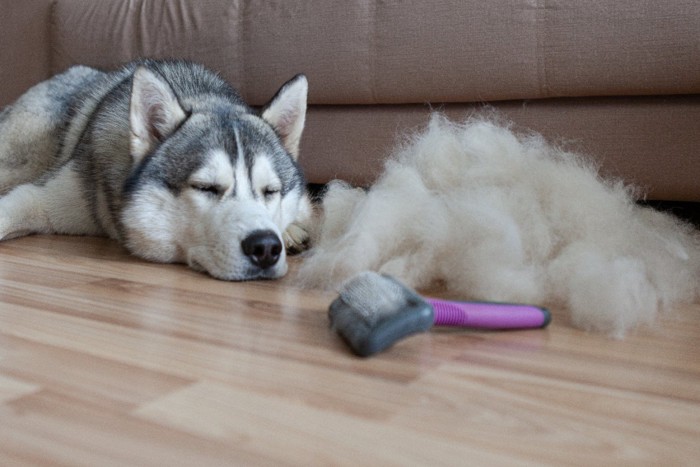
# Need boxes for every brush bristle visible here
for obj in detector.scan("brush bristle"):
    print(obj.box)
[329,272,435,357]
[336,271,411,326]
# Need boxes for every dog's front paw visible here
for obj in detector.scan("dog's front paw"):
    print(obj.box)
[283,222,310,254]
[0,207,20,241]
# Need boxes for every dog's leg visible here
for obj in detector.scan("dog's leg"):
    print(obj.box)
[0,162,102,240]
[283,195,313,254]
[0,99,60,195]
[0,65,101,195]
[283,222,311,253]
[0,184,50,240]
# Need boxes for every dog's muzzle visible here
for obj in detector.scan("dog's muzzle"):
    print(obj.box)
[186,228,287,281]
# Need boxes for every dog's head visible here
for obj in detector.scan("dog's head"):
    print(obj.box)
[121,65,310,280]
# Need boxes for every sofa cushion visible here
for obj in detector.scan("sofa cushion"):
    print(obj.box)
[49,0,700,105]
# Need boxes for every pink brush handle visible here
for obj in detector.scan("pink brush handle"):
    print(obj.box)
[426,297,550,329]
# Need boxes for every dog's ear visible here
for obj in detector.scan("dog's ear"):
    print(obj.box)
[129,66,187,164]
[261,74,308,160]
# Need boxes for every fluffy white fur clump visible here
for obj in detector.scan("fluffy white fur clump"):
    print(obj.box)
[298,114,700,336]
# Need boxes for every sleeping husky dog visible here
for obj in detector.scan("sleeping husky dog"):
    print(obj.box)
[0,59,312,280]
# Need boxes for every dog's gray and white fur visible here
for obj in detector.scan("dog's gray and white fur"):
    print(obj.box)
[0,59,312,280]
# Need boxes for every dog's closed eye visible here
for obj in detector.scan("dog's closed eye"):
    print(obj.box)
[190,183,223,197]
[263,186,280,200]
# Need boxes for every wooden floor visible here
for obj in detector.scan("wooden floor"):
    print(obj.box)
[0,235,698,466]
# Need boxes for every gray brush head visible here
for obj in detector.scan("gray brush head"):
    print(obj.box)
[328,271,434,357]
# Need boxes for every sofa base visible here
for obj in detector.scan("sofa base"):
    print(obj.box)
[302,95,700,202]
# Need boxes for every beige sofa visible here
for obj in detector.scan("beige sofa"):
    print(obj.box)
[2,0,699,202]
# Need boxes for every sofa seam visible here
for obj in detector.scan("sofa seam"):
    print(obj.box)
[535,0,550,98]
[47,0,58,76]
[368,0,378,104]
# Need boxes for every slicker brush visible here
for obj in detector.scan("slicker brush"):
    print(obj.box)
[329,271,551,357]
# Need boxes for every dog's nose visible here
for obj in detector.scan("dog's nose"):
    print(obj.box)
[241,230,282,269]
